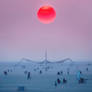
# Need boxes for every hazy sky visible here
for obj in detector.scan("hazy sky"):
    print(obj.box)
[0,0,92,62]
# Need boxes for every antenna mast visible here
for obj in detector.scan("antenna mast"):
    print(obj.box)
[45,49,47,61]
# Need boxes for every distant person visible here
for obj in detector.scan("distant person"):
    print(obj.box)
[57,78,61,84]
[77,71,81,80]
[8,69,9,72]
[61,71,63,75]
[67,68,70,75]
[63,78,67,84]
[86,68,88,71]
[67,71,69,75]
[27,72,31,80]
[54,81,57,87]
[79,78,85,83]
[4,71,7,76]
[77,71,85,84]
[57,72,60,75]
[40,70,42,74]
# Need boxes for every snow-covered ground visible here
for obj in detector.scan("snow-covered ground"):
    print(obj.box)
[0,59,92,92]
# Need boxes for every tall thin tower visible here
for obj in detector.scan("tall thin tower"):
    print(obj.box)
[45,49,47,61]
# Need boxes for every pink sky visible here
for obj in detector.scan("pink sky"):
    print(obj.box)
[0,0,92,61]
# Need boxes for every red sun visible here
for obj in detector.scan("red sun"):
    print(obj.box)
[37,5,56,24]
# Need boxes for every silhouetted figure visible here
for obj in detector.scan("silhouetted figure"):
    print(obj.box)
[86,68,88,71]
[4,71,7,76]
[67,71,69,75]
[80,71,82,74]
[79,78,85,84]
[61,71,63,75]
[67,68,70,75]
[54,81,57,87]
[63,78,67,84]
[57,78,61,84]
[27,72,31,80]
[77,71,85,84]
[57,72,60,75]
[8,69,9,72]
[77,71,81,80]
[40,70,42,74]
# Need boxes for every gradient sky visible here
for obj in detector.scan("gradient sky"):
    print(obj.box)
[0,0,92,62]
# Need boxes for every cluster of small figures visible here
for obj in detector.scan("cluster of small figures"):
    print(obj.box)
[54,70,88,87]
[24,70,43,80]
[54,78,67,87]
[3,69,12,76]
[54,71,67,87]
[77,71,86,84]
[3,68,43,81]
[3,67,89,87]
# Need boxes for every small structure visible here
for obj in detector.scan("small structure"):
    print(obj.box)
[17,86,25,91]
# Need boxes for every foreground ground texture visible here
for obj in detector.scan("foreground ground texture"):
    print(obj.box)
[0,61,92,92]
